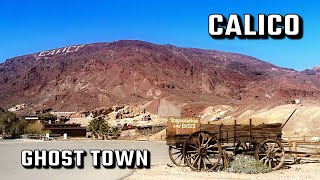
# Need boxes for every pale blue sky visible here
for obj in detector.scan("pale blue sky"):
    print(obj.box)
[0,0,318,70]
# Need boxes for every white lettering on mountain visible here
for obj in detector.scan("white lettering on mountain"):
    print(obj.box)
[38,45,85,57]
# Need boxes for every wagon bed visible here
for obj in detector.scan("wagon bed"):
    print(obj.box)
[166,117,285,171]
[167,118,282,147]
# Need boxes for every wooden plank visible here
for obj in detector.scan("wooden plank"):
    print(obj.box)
[166,117,200,136]
[285,151,320,155]
[167,118,283,145]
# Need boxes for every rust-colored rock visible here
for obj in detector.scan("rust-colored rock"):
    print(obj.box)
[0,40,319,115]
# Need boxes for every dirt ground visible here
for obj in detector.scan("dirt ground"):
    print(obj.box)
[124,163,320,180]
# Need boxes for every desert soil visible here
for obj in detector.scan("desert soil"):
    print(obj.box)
[124,163,320,180]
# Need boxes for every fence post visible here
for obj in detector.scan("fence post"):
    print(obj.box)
[249,119,252,147]
[234,120,237,155]
[293,141,297,160]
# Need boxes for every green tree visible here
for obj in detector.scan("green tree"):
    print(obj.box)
[10,120,26,138]
[88,117,108,139]
[0,111,26,138]
[109,127,121,139]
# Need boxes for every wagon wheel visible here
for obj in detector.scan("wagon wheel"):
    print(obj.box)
[235,142,249,155]
[168,145,187,166]
[183,131,222,171]
[254,139,285,170]
[235,141,258,155]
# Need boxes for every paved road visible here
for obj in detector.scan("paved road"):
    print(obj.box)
[0,140,170,180]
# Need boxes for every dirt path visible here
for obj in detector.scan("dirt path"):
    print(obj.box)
[124,163,320,180]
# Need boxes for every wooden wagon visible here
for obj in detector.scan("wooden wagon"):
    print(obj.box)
[166,117,285,171]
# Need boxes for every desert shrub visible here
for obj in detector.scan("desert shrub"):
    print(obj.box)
[37,113,57,121]
[227,154,272,174]
[25,121,45,134]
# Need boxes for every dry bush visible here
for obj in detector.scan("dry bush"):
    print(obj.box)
[227,154,272,174]
[25,122,45,134]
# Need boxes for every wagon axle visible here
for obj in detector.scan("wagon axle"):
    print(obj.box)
[198,147,208,156]
[267,151,275,159]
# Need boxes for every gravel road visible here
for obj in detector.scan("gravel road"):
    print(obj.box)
[0,140,170,180]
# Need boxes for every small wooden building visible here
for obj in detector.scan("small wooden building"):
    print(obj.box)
[44,123,86,137]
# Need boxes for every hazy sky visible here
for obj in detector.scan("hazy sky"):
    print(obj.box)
[0,0,318,70]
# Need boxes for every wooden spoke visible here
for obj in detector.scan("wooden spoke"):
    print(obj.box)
[198,156,202,170]
[235,142,253,155]
[206,144,218,149]
[270,143,275,151]
[204,155,213,165]
[189,144,197,149]
[186,153,197,160]
[254,139,285,170]
[187,150,198,153]
[201,133,205,145]
[204,137,213,147]
[168,145,187,167]
[274,148,280,152]
[269,159,272,168]
[191,155,200,166]
[203,157,207,170]
[260,156,267,161]
[172,151,181,155]
[174,153,183,161]
[183,131,222,171]
[197,133,201,146]
[178,154,184,164]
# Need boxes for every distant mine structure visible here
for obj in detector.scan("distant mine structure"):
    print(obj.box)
[286,99,301,104]
[8,104,27,112]
[79,105,168,140]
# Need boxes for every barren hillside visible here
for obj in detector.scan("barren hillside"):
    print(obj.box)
[0,40,319,115]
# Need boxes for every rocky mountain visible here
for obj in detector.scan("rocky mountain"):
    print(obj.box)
[0,40,319,114]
